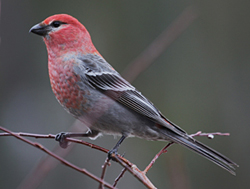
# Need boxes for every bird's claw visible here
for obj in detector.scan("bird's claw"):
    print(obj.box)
[55,132,68,148]
[108,149,119,161]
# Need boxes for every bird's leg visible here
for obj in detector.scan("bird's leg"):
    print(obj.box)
[108,135,126,160]
[55,130,99,148]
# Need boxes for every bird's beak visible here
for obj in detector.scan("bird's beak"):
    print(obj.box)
[29,23,51,36]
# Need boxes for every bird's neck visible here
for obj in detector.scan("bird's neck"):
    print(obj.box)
[43,31,99,57]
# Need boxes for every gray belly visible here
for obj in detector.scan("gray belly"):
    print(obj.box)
[75,90,165,141]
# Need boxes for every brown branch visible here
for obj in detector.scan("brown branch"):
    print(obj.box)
[18,144,76,189]
[99,158,111,189]
[144,142,174,174]
[111,154,157,189]
[0,126,232,189]
[0,126,115,189]
[17,121,83,189]
[190,131,230,138]
[0,128,155,188]
[0,131,108,153]
[113,168,127,188]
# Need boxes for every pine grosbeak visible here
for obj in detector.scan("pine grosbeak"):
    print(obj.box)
[30,14,237,174]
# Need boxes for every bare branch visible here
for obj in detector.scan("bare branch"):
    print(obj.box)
[99,158,111,189]
[143,130,231,174]
[0,126,232,189]
[0,127,155,188]
[144,142,174,174]
[110,154,157,189]
[0,126,115,189]
[0,131,109,153]
[113,168,127,188]
[190,131,230,138]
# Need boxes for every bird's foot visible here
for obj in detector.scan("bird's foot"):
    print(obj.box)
[55,132,69,148]
[108,148,119,161]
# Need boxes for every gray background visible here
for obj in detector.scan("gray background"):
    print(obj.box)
[1,0,249,188]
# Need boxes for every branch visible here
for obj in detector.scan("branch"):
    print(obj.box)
[110,154,157,189]
[113,168,127,188]
[0,126,232,189]
[144,142,174,174]
[190,131,230,138]
[0,127,155,188]
[0,126,115,189]
[0,131,108,153]
[99,158,111,189]
[142,131,231,174]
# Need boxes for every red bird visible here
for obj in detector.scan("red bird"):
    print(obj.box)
[30,14,237,174]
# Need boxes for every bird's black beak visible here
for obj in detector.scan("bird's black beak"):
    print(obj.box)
[29,23,51,36]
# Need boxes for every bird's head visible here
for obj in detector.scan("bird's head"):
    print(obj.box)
[30,14,97,54]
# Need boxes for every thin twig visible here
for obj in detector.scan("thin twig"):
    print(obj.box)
[144,142,174,174]
[0,132,55,138]
[190,131,230,138]
[99,158,111,189]
[113,168,127,188]
[143,130,231,174]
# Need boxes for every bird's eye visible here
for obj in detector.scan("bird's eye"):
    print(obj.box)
[51,21,62,28]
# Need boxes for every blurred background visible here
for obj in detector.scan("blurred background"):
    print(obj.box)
[1,0,249,188]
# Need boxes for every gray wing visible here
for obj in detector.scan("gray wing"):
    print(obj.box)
[75,54,186,134]
[87,72,161,118]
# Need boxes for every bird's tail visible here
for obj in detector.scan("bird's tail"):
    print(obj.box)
[164,131,238,175]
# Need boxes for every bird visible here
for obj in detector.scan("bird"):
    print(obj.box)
[29,14,237,175]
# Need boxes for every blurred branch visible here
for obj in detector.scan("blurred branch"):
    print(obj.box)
[18,143,75,189]
[17,120,84,189]
[122,6,198,82]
